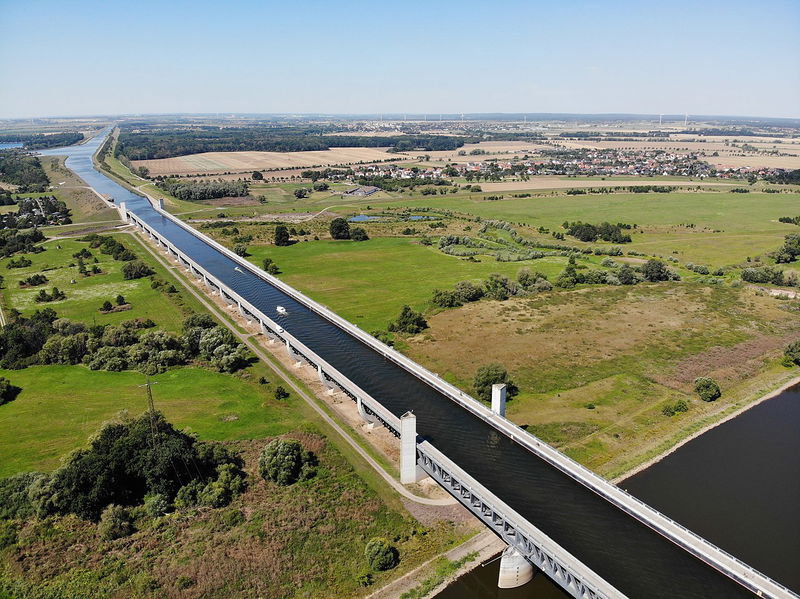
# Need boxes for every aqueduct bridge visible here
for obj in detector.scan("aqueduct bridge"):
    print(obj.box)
[45,131,798,599]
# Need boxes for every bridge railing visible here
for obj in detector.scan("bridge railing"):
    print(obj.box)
[132,201,797,599]
[126,211,401,435]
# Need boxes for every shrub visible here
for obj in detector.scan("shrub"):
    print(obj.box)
[196,463,247,508]
[388,305,427,334]
[0,377,21,406]
[694,377,721,402]
[473,363,518,402]
[617,264,637,285]
[258,439,317,486]
[351,227,369,241]
[143,493,170,517]
[453,280,484,303]
[364,537,399,571]
[233,243,249,257]
[641,259,671,282]
[784,340,800,365]
[101,300,113,312]
[274,385,289,400]
[98,504,134,540]
[741,266,784,285]
[431,289,462,308]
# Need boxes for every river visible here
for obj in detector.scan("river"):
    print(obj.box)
[40,130,785,599]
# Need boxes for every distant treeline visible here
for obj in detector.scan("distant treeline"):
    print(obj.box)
[117,126,469,159]
[0,151,49,192]
[156,179,249,201]
[558,131,669,139]
[564,221,633,244]
[355,175,452,191]
[0,132,83,149]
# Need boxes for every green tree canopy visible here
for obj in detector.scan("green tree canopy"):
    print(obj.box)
[473,363,519,402]
[330,218,351,240]
[258,439,316,486]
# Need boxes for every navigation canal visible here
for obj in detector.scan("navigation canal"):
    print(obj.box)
[43,132,764,598]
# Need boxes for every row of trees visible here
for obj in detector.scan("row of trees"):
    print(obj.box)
[0,308,249,375]
[118,126,466,160]
[156,179,249,202]
[0,131,83,150]
[563,221,633,244]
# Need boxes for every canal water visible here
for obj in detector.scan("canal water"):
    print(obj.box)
[438,384,800,596]
[40,131,770,598]
[0,142,23,150]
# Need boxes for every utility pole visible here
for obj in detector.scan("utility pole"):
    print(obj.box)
[139,377,159,448]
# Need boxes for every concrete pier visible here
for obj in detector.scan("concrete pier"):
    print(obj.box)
[498,545,535,588]
[491,383,507,417]
[400,412,425,484]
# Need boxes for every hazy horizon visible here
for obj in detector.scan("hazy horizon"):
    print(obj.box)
[1,0,799,120]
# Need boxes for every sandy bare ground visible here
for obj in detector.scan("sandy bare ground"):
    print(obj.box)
[475,177,737,192]
[133,147,400,176]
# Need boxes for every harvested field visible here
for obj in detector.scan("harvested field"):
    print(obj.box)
[422,141,551,164]
[476,177,736,192]
[133,147,401,176]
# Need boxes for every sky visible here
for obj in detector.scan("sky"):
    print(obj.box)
[1,0,798,119]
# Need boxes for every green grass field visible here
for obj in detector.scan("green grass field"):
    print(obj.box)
[257,189,799,266]
[0,235,205,332]
[247,237,606,331]
[0,364,307,477]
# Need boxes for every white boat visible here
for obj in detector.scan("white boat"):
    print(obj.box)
[234,266,242,273]
[276,306,287,315]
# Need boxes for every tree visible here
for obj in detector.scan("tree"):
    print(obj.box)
[101,300,113,312]
[251,170,263,180]
[642,259,671,282]
[258,439,316,486]
[694,377,721,402]
[330,218,351,240]
[293,188,309,199]
[351,227,369,241]
[262,257,273,270]
[364,537,399,571]
[617,264,637,285]
[453,280,484,303]
[312,181,329,191]
[121,260,154,280]
[274,225,291,246]
[274,385,289,400]
[431,289,462,308]
[233,243,249,257]
[115,294,125,306]
[387,305,427,334]
[474,363,518,402]
[484,273,514,300]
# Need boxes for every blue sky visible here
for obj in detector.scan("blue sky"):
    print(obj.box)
[1,0,798,118]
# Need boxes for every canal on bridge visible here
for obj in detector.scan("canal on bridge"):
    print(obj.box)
[42,132,758,599]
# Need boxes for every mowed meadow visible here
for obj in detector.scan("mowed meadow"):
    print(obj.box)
[371,190,800,265]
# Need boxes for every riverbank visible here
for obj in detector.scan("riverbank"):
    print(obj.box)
[614,373,800,484]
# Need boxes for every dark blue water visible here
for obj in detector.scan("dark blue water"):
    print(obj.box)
[624,385,800,592]
[42,131,762,599]
[0,142,23,150]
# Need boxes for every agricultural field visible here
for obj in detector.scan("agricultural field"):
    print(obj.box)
[133,147,402,177]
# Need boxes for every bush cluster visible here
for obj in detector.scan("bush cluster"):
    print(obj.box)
[258,439,317,486]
